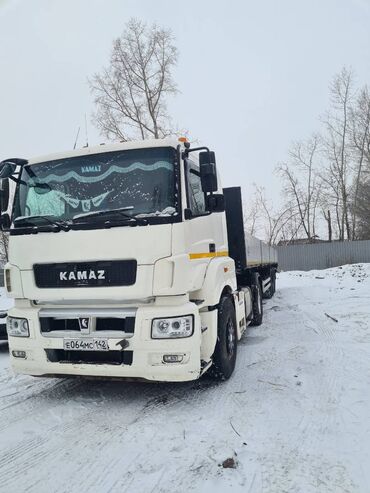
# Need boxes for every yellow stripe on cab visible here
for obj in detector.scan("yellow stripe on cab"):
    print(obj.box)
[189,251,229,260]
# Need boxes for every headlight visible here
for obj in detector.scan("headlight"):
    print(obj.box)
[7,317,30,337]
[151,315,194,339]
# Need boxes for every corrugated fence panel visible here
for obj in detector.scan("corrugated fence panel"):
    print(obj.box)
[277,240,370,271]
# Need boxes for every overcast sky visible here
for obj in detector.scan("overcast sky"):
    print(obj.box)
[1,0,370,204]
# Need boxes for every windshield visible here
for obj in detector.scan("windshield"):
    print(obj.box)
[12,147,178,227]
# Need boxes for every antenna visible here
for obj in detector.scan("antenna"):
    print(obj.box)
[84,113,89,147]
[73,126,80,150]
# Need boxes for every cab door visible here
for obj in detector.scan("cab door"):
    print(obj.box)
[183,157,227,292]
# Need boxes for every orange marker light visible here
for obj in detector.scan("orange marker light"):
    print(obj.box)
[178,137,188,143]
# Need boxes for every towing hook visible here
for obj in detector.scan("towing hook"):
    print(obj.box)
[115,339,130,350]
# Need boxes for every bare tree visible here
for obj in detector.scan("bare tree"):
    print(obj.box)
[275,67,370,242]
[319,172,343,241]
[321,67,354,240]
[321,208,333,242]
[354,175,370,239]
[277,135,322,241]
[243,188,260,237]
[244,185,294,245]
[350,85,370,238]
[90,19,178,141]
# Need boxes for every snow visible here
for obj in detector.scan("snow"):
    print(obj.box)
[0,264,370,492]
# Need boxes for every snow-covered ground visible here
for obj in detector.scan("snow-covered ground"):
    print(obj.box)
[0,264,369,493]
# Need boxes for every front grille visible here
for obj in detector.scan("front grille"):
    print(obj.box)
[34,260,137,288]
[40,317,135,334]
[41,318,80,332]
[45,349,133,365]
[95,317,135,333]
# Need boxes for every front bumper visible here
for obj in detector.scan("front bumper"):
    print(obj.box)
[7,301,202,382]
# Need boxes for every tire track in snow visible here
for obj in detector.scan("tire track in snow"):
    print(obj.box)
[0,373,229,493]
[256,285,355,492]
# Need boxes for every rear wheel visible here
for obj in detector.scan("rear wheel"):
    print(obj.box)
[250,274,263,326]
[263,269,275,299]
[211,296,237,380]
[271,269,276,296]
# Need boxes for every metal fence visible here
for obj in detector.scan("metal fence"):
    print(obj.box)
[277,239,370,271]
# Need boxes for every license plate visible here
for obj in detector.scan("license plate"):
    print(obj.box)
[63,338,109,351]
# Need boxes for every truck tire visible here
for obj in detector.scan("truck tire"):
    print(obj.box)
[210,296,237,380]
[263,269,275,299]
[250,274,263,326]
[271,269,276,296]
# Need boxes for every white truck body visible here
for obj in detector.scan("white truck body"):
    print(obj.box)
[1,138,277,382]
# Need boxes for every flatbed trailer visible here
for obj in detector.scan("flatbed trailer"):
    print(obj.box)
[224,186,278,299]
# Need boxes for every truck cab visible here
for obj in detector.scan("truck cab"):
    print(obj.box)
[0,138,274,382]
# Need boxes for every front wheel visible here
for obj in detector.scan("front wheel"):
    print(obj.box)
[211,296,237,380]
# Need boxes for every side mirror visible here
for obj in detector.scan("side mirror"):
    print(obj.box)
[0,179,10,231]
[199,151,218,193]
[206,193,225,213]
[0,162,17,179]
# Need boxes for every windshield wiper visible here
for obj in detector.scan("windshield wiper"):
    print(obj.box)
[72,207,148,225]
[13,215,71,231]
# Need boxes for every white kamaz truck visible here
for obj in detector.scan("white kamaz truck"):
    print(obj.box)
[0,138,277,381]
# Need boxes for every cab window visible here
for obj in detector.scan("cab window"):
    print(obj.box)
[186,160,206,216]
